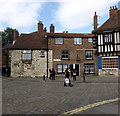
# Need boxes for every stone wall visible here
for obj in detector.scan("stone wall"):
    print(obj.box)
[99,69,119,76]
[11,50,53,77]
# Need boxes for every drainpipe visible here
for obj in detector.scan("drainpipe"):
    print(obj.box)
[45,34,48,78]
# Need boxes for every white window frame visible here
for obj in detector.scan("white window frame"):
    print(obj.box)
[57,64,68,73]
[55,38,63,44]
[88,38,93,43]
[84,64,94,74]
[74,38,82,45]
[22,50,32,60]
[57,64,62,73]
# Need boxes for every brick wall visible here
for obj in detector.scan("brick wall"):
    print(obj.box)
[48,37,98,76]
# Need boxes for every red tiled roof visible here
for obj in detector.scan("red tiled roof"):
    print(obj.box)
[47,32,94,38]
[93,10,120,33]
[11,32,47,50]
[11,31,94,50]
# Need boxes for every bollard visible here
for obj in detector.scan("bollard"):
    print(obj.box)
[83,75,85,82]
[43,75,45,81]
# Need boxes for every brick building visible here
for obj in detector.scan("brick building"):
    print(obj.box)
[92,6,120,76]
[10,21,98,78]
[47,24,98,76]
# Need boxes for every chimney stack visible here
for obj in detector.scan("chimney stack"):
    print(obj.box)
[109,6,118,18]
[93,12,98,30]
[50,24,55,33]
[14,30,19,40]
[38,21,43,32]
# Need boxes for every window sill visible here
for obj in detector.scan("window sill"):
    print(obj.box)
[73,44,82,45]
[85,58,93,60]
[55,43,63,45]
[61,59,70,60]
[84,72,95,74]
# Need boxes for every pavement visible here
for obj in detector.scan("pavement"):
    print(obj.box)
[2,75,120,115]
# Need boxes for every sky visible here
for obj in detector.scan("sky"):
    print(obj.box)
[0,0,120,34]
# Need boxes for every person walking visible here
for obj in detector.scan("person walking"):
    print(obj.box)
[64,68,72,86]
[52,68,55,80]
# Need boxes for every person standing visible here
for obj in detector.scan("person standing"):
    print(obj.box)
[49,69,52,80]
[73,70,76,81]
[52,68,55,80]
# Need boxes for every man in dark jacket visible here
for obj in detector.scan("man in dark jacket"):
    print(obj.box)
[52,68,55,80]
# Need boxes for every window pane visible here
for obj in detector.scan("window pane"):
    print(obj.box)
[58,64,62,73]
[86,51,93,59]
[84,64,94,73]
[90,65,94,73]
[88,38,93,43]
[74,38,82,45]
[22,50,32,60]
[23,54,31,59]
[62,50,69,59]
[55,38,63,44]
[104,34,112,43]
[84,65,89,73]
[63,64,68,72]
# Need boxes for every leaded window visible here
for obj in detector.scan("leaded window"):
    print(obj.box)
[61,50,69,59]
[85,51,93,59]
[84,64,94,74]
[22,50,32,60]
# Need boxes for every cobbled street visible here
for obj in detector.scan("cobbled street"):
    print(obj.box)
[2,76,119,115]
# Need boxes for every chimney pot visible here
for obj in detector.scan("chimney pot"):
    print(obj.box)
[109,6,118,18]
[38,21,43,32]
[93,11,98,30]
[50,24,55,33]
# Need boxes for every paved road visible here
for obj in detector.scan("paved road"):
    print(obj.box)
[2,76,119,115]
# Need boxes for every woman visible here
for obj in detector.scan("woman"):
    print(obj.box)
[64,68,72,86]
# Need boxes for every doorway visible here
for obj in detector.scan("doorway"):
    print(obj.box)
[69,64,80,76]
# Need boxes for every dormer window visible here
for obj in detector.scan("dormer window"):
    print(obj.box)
[40,51,45,57]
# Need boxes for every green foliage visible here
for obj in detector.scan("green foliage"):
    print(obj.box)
[2,27,18,46]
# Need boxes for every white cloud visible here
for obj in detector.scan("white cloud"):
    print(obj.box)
[55,0,119,30]
[0,0,119,33]
[0,0,45,32]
